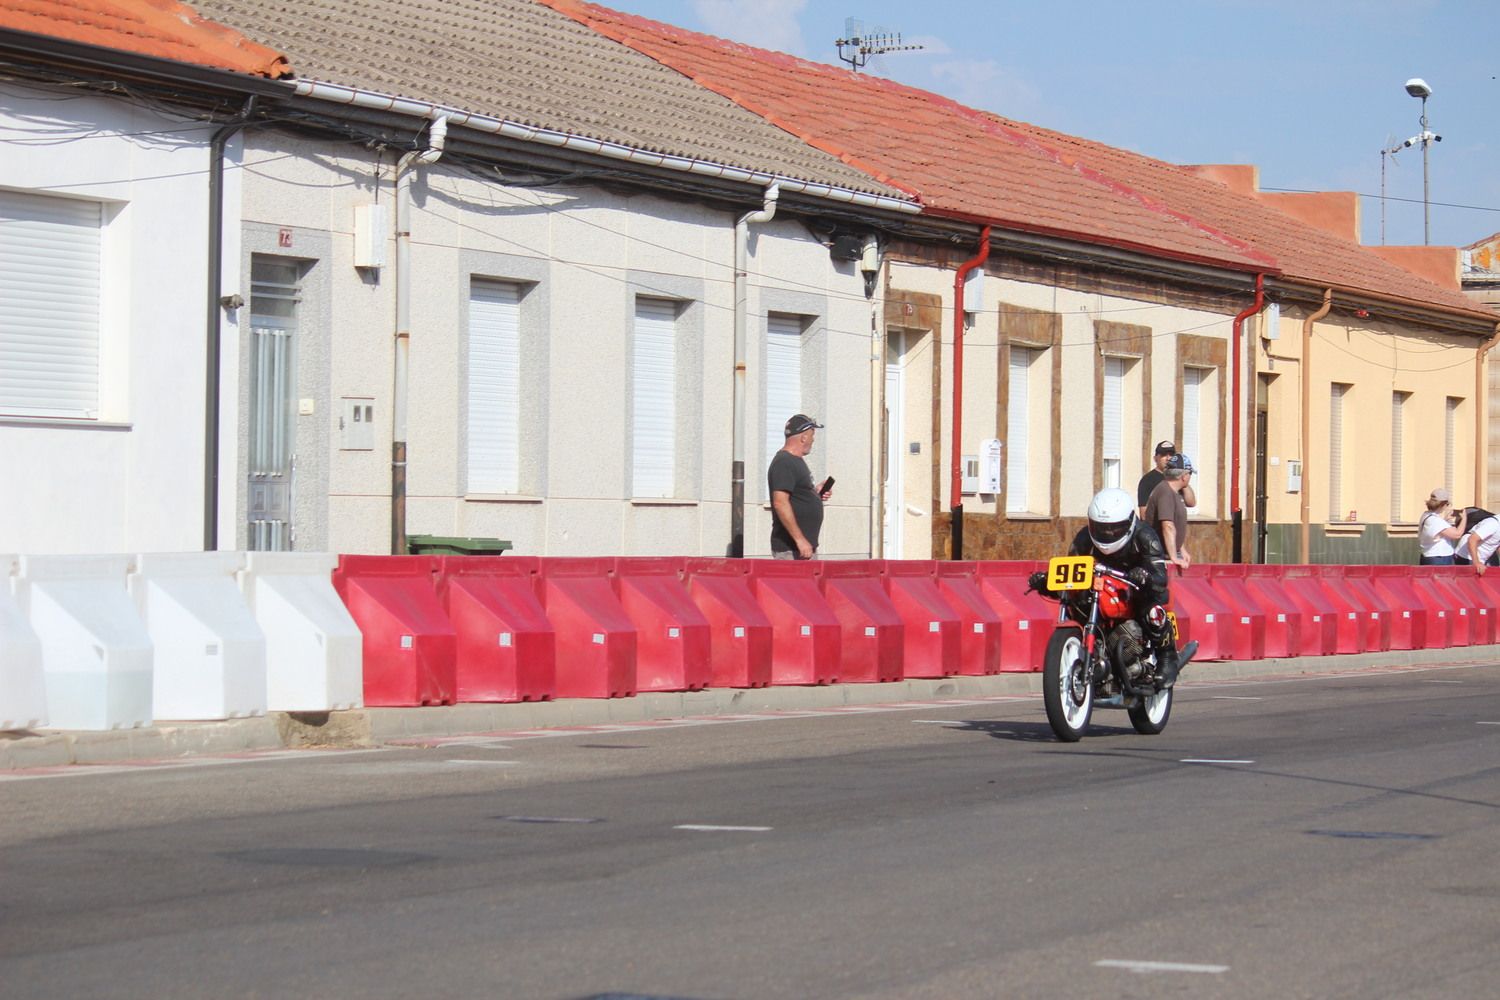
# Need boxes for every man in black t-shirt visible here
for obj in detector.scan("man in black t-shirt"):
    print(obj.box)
[769,413,831,558]
[1137,439,1196,517]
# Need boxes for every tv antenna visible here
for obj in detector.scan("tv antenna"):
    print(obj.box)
[835,18,923,72]
[1379,133,1403,245]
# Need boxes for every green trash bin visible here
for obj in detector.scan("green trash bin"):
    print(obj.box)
[406,534,513,556]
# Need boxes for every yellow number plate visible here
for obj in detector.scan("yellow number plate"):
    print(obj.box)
[1047,556,1095,591]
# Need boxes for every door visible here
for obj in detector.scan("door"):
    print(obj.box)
[883,332,906,558]
[246,256,300,550]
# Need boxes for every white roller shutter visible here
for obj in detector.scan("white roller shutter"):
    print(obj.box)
[468,280,522,493]
[0,190,102,417]
[1182,367,1203,462]
[765,314,802,488]
[1102,357,1124,489]
[1006,348,1030,513]
[1330,383,1347,520]
[633,297,678,498]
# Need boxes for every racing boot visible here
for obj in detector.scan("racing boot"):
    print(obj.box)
[1143,604,1182,690]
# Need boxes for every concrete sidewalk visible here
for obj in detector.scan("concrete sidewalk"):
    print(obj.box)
[4,644,1496,769]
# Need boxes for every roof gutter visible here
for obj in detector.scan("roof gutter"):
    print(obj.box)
[1229,273,1266,562]
[1477,321,1500,509]
[949,227,990,560]
[1301,289,1334,564]
[289,79,922,216]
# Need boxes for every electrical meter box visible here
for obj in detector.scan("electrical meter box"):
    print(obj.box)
[980,438,1002,494]
[340,397,375,451]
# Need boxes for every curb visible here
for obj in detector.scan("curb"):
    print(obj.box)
[3,644,1495,770]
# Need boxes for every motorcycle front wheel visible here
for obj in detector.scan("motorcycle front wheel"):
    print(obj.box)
[1043,628,1092,742]
[1127,684,1172,735]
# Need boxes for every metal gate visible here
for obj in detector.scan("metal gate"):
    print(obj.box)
[247,257,298,550]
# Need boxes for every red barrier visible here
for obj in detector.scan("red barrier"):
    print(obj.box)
[1342,565,1399,652]
[434,556,555,703]
[681,559,772,689]
[1169,570,1234,661]
[1443,569,1495,645]
[1317,565,1390,652]
[747,560,841,685]
[974,561,1052,672]
[1247,565,1333,656]
[816,560,903,683]
[1414,567,1481,647]
[1390,566,1453,648]
[332,555,456,707]
[1365,565,1428,651]
[1182,566,1265,661]
[1207,564,1296,658]
[611,559,711,692]
[933,562,1003,676]
[536,558,636,699]
[1291,566,1362,654]
[882,561,961,678]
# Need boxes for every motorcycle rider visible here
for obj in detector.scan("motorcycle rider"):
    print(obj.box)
[1030,486,1182,689]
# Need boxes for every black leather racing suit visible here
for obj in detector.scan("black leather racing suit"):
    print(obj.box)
[1067,521,1176,669]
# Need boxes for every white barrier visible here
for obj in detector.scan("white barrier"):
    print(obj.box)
[16,555,153,730]
[131,553,266,721]
[240,552,363,711]
[1,555,48,729]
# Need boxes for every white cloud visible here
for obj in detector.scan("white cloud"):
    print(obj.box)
[691,0,808,56]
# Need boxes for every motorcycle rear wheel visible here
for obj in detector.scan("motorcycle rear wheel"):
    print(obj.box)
[1043,628,1092,742]
[1127,685,1172,735]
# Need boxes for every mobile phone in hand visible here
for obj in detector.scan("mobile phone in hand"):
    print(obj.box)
[819,476,835,498]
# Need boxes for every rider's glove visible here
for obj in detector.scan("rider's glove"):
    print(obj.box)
[1025,570,1050,594]
[1127,565,1151,587]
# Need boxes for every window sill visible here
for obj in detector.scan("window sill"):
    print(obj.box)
[0,416,131,431]
[1387,523,1419,536]
[465,493,543,504]
[1004,511,1053,521]
[1324,522,1366,536]
[631,498,698,507]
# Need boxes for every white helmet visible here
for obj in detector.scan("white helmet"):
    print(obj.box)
[1087,487,1137,555]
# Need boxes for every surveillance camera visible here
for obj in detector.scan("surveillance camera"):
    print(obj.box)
[1403,138,1414,147]
[1405,77,1432,99]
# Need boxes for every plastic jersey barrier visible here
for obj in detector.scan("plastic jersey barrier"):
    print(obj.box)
[1293,566,1364,654]
[746,560,841,685]
[933,562,1003,676]
[974,561,1052,672]
[1367,565,1432,651]
[1243,565,1322,656]
[241,551,363,712]
[1211,564,1300,659]
[15,555,153,730]
[1338,565,1397,652]
[815,560,903,683]
[1344,565,1413,651]
[681,559,772,689]
[1278,565,1345,655]
[1441,569,1495,645]
[1315,565,1388,653]
[1401,566,1455,648]
[0,554,48,729]
[1184,565,1266,661]
[611,558,711,693]
[434,556,555,703]
[536,558,637,699]
[1415,567,1480,647]
[131,552,268,721]
[1167,569,1235,661]
[332,555,457,707]
[882,561,962,678]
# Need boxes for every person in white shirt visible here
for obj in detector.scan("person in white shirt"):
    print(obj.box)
[1455,512,1500,576]
[1417,487,1467,565]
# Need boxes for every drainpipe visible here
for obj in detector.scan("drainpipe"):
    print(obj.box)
[950,227,991,560]
[730,183,780,558]
[391,114,449,555]
[203,96,257,551]
[1300,289,1333,563]
[1229,273,1265,563]
[1477,321,1500,508]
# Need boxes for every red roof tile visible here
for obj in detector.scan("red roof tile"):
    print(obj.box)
[547,0,1492,321]
[1,0,290,77]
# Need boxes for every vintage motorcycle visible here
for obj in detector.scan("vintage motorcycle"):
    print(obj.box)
[1029,555,1197,742]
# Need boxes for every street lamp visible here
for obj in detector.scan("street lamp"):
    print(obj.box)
[1403,78,1440,244]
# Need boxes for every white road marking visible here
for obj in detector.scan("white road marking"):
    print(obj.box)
[674,824,772,832]
[445,759,521,766]
[1180,759,1256,765]
[1210,696,1263,701]
[1096,959,1229,975]
[1422,679,1464,684]
[1478,721,1500,726]
[912,719,966,726]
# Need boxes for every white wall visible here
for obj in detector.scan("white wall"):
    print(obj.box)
[0,85,218,554]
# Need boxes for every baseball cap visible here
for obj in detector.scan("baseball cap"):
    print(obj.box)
[1154,440,1177,456]
[785,414,824,436]
[1429,487,1453,504]
[1166,452,1195,473]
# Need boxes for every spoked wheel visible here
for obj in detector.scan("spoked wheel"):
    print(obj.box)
[1043,628,1092,742]
[1127,684,1173,735]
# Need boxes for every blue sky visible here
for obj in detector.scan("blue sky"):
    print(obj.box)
[602,0,1499,250]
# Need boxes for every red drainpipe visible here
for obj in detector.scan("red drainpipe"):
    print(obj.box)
[950,226,991,560]
[1230,272,1265,562]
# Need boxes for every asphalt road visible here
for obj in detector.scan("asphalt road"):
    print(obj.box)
[3,661,1499,1000]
